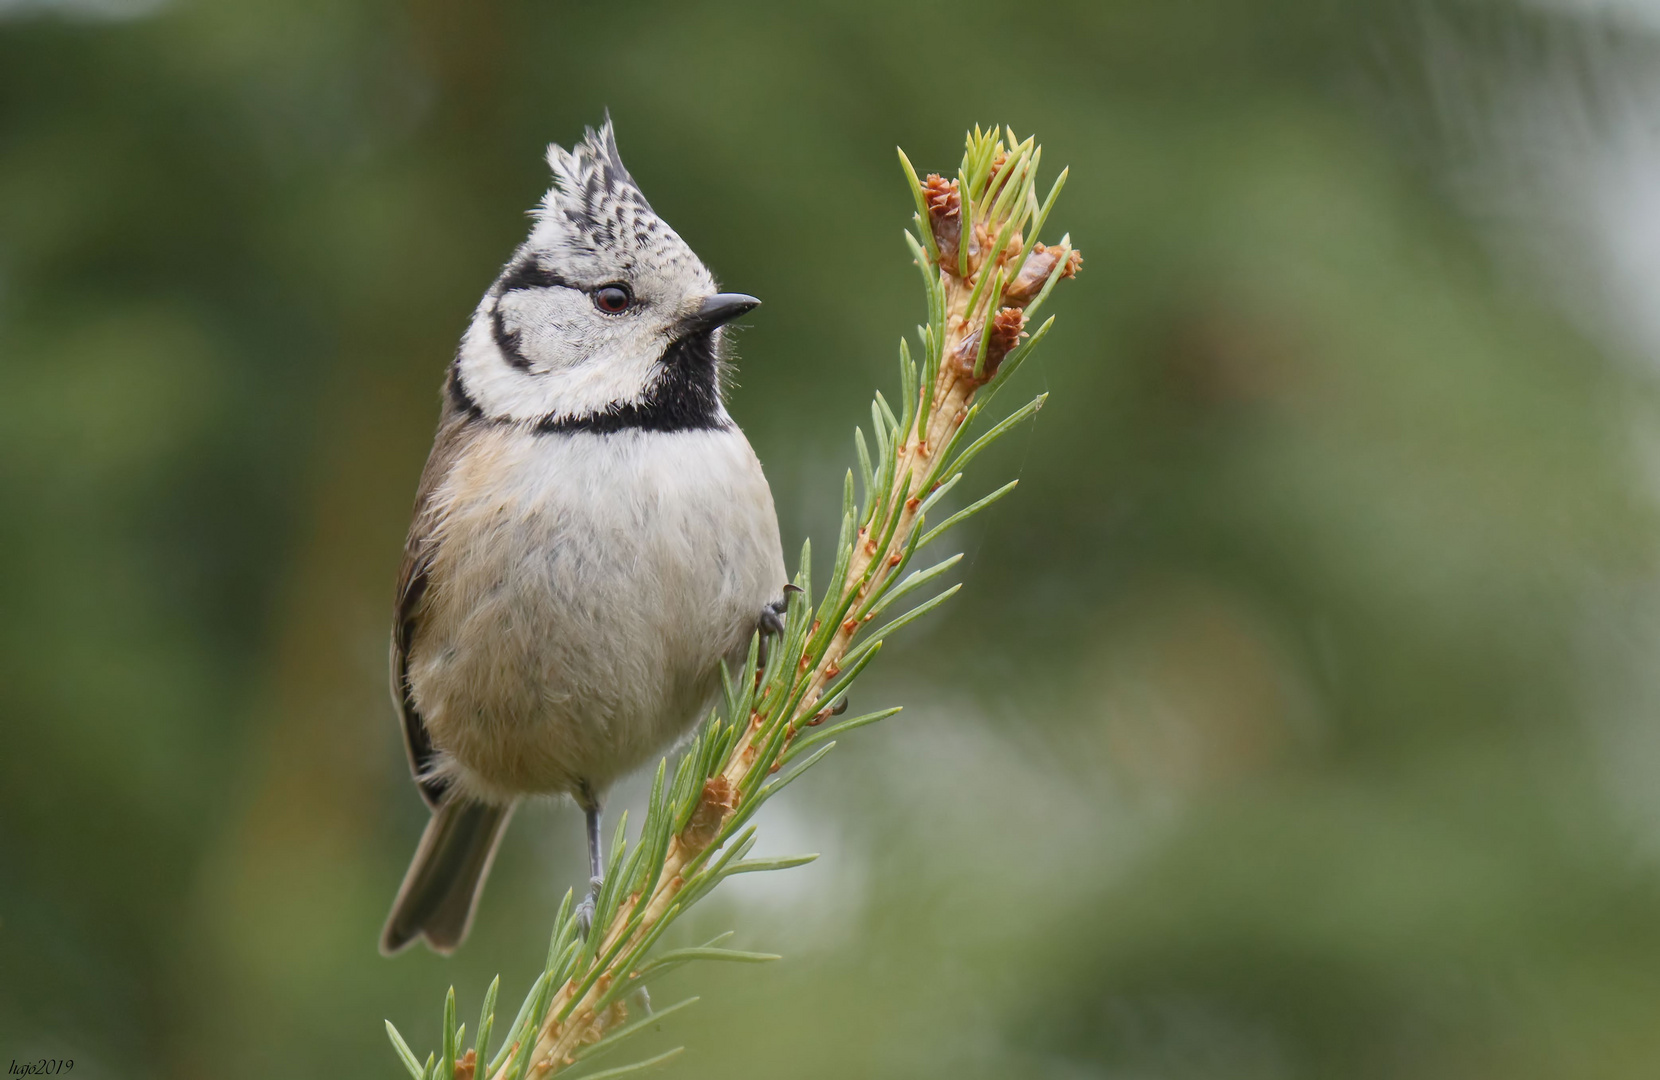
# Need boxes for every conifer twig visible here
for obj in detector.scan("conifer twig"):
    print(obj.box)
[387,125,1081,1080]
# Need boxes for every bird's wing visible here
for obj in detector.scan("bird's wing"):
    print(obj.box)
[391,406,475,810]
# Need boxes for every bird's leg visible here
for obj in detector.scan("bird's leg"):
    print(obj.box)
[575,787,604,938]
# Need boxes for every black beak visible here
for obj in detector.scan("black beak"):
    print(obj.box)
[678,292,761,337]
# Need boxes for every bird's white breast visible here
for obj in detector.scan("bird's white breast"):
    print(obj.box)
[408,424,786,803]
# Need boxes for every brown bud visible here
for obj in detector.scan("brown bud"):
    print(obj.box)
[924,173,959,217]
[948,307,1029,383]
[987,306,1029,374]
[1004,243,1083,305]
[924,174,963,269]
[454,1049,477,1080]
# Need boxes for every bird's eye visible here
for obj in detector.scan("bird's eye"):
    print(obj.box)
[593,284,633,314]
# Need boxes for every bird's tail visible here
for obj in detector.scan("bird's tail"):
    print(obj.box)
[380,799,514,956]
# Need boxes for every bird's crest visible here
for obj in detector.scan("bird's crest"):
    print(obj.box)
[535,118,667,261]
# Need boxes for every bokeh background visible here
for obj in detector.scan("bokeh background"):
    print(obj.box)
[8,0,1660,1076]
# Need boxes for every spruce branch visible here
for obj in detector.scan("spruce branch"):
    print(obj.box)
[386,124,1080,1080]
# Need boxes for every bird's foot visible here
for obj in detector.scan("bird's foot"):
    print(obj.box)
[759,598,787,637]
[575,874,604,938]
[756,587,797,667]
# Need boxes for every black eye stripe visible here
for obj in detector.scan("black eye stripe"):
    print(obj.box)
[496,257,573,294]
[490,304,533,370]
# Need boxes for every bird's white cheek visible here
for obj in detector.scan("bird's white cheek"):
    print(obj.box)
[457,308,668,423]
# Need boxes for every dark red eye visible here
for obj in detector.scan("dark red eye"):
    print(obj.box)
[593,284,632,313]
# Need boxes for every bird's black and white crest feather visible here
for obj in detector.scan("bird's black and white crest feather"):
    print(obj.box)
[535,123,702,284]
[449,120,727,429]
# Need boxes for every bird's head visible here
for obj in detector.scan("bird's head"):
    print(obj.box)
[451,119,758,429]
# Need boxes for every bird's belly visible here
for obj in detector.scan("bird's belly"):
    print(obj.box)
[408,425,785,802]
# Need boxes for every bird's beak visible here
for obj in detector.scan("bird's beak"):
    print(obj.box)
[678,292,761,337]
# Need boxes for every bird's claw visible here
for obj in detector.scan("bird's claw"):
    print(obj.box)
[757,594,789,666]
[576,874,604,938]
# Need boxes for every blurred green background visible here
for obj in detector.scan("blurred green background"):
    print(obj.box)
[8,0,1660,1076]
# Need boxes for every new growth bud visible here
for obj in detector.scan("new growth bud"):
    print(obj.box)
[949,306,1028,383]
[1004,242,1083,306]
[925,174,964,270]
